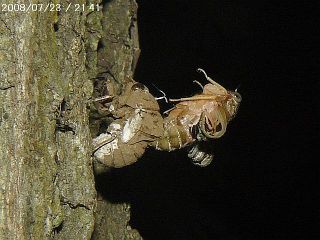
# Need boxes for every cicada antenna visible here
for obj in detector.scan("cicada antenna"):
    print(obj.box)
[235,83,241,93]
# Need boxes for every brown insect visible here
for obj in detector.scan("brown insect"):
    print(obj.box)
[92,80,164,168]
[150,68,241,166]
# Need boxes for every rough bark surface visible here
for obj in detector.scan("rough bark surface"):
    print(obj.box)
[0,0,141,239]
[0,0,96,239]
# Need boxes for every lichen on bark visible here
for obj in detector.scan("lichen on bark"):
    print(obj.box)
[0,0,96,239]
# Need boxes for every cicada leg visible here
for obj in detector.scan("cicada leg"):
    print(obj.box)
[163,106,176,115]
[169,95,217,102]
[193,80,204,90]
[188,144,213,167]
[197,68,225,90]
[153,87,168,103]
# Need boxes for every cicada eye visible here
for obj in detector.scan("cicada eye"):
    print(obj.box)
[229,90,242,103]
[233,91,242,103]
[131,83,148,92]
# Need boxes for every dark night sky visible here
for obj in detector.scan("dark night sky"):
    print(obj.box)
[97,1,317,239]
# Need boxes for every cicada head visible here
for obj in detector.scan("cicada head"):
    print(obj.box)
[225,90,242,120]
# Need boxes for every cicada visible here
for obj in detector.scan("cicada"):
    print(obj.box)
[93,80,164,168]
[150,68,241,166]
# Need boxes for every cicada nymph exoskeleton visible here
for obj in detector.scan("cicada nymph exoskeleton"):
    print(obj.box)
[150,68,241,167]
[93,80,164,168]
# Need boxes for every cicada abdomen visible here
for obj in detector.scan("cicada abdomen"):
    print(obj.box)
[151,115,195,152]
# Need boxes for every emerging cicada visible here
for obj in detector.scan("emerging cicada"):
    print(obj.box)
[150,68,241,166]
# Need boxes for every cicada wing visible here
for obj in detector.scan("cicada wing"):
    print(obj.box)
[199,106,227,139]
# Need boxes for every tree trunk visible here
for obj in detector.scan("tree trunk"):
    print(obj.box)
[0,0,142,239]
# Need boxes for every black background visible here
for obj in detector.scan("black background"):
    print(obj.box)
[96,1,317,239]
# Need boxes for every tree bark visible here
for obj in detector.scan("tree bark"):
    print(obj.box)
[0,0,142,239]
[90,0,142,239]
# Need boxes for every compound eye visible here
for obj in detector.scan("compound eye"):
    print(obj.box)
[131,83,148,92]
[233,91,242,102]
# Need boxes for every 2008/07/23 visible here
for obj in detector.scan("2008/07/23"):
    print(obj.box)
[1,3,100,12]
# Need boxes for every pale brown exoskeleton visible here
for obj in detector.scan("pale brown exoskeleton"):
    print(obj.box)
[93,80,164,168]
[150,68,241,166]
